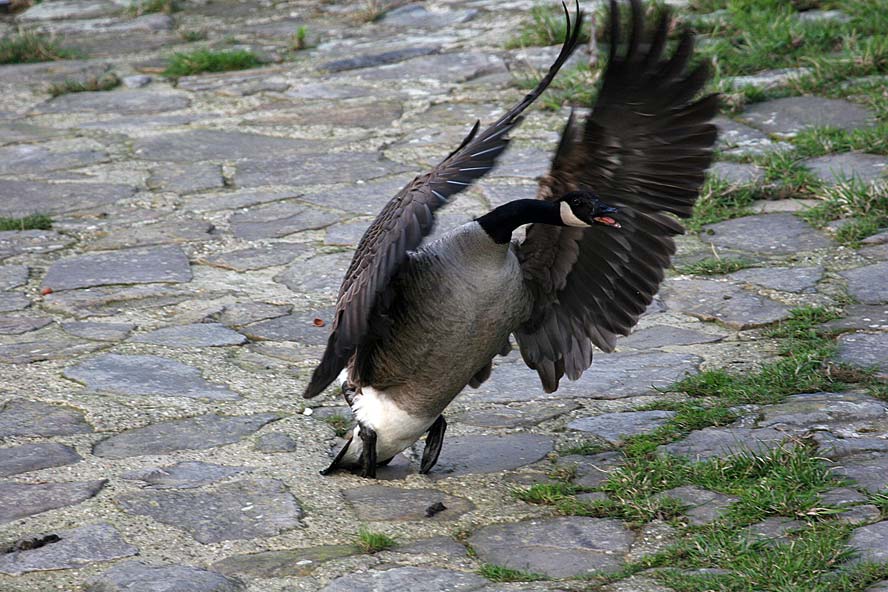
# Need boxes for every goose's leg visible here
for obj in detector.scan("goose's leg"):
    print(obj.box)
[320,435,353,476]
[420,415,447,474]
[358,423,378,478]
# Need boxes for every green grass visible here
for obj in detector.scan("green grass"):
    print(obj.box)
[505,3,591,49]
[799,179,888,246]
[0,30,75,64]
[675,257,757,275]
[557,440,608,456]
[48,73,120,97]
[162,49,262,78]
[290,26,310,51]
[477,564,548,582]
[792,124,888,158]
[687,177,758,231]
[323,414,351,438]
[180,30,208,42]
[356,527,396,553]
[128,0,176,16]
[0,214,53,231]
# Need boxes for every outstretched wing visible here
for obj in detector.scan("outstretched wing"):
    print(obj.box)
[304,4,583,398]
[515,0,719,392]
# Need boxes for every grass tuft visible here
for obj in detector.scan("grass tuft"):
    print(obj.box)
[180,30,208,42]
[687,177,758,232]
[290,26,310,51]
[0,214,53,231]
[505,3,591,49]
[477,564,548,582]
[356,527,396,553]
[128,0,176,16]
[323,414,351,438]
[163,49,261,78]
[0,30,75,64]
[557,440,609,456]
[799,179,888,246]
[48,73,120,97]
[675,257,757,276]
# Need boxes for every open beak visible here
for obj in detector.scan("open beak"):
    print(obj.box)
[592,215,621,229]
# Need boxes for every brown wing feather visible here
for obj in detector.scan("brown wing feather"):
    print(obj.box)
[515,0,719,392]
[304,3,584,398]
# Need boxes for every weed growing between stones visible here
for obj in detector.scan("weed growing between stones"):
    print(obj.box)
[128,0,177,16]
[290,26,310,51]
[792,125,888,158]
[505,3,591,49]
[180,30,208,42]
[0,213,52,231]
[356,527,396,553]
[163,49,261,78]
[48,73,120,97]
[0,30,75,64]
[557,440,609,456]
[686,177,758,231]
[477,563,548,582]
[675,257,757,276]
[799,179,888,246]
[323,414,351,438]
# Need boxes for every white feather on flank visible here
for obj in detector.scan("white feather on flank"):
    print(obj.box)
[560,201,592,228]
[345,387,437,463]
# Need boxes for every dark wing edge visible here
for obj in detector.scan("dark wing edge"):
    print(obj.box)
[515,0,719,393]
[303,3,584,398]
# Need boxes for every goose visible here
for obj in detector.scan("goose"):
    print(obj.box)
[304,0,718,478]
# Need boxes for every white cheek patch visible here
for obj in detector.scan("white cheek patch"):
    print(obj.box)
[560,201,591,228]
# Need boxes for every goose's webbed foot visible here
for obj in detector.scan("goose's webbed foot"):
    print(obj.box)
[358,423,378,479]
[420,415,447,475]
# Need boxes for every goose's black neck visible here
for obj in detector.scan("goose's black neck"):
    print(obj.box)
[477,199,562,244]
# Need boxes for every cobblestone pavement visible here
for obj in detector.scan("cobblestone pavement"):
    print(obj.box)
[1,1,888,591]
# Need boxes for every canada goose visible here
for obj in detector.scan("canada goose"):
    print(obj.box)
[304,0,718,478]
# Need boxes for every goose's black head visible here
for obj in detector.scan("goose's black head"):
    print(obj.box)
[558,191,621,229]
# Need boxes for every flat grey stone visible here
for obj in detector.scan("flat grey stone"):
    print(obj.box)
[202,243,311,271]
[729,266,823,293]
[0,291,29,312]
[86,561,245,592]
[618,325,725,350]
[862,230,888,245]
[849,521,888,564]
[300,177,412,216]
[37,90,190,115]
[601,576,674,592]
[122,461,246,489]
[832,454,888,493]
[821,487,868,506]
[19,0,120,20]
[257,101,404,129]
[0,338,104,363]
[0,316,52,335]
[147,162,225,194]
[235,152,409,188]
[841,262,888,304]
[88,219,215,251]
[656,486,737,525]
[354,51,505,84]
[839,504,882,525]
[0,230,73,260]
[321,566,487,592]
[240,308,334,344]
[430,434,552,478]
[60,321,134,341]
[43,245,191,291]
[0,265,28,290]
[122,74,151,88]
[702,213,832,254]
[45,285,196,318]
[213,545,359,578]
[65,354,238,400]
[0,398,91,437]
[131,323,246,347]
[274,252,353,295]
[207,302,292,328]
[722,68,811,91]
[469,517,633,578]
[134,130,318,162]
[563,452,623,489]
[117,478,304,543]
[323,46,438,72]
[567,410,676,446]
[286,82,374,100]
[660,426,790,461]
[0,180,134,217]
[489,147,551,180]
[751,198,823,214]
[714,116,792,157]
[758,392,888,430]
[738,97,876,138]
[467,351,701,402]
[865,581,888,592]
[821,304,888,333]
[814,432,888,460]
[93,413,279,459]
[381,4,477,27]
[0,443,80,477]
[0,524,137,576]
[396,536,467,557]
[0,144,107,175]
[458,401,579,428]
[836,333,888,379]
[708,161,765,185]
[229,202,341,240]
[743,517,805,543]
[343,485,474,521]
[255,432,297,452]
[326,220,371,246]
[187,189,299,212]
[0,479,105,524]
[660,278,790,330]
[805,153,888,185]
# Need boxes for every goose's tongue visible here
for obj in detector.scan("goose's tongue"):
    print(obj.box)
[593,216,621,228]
